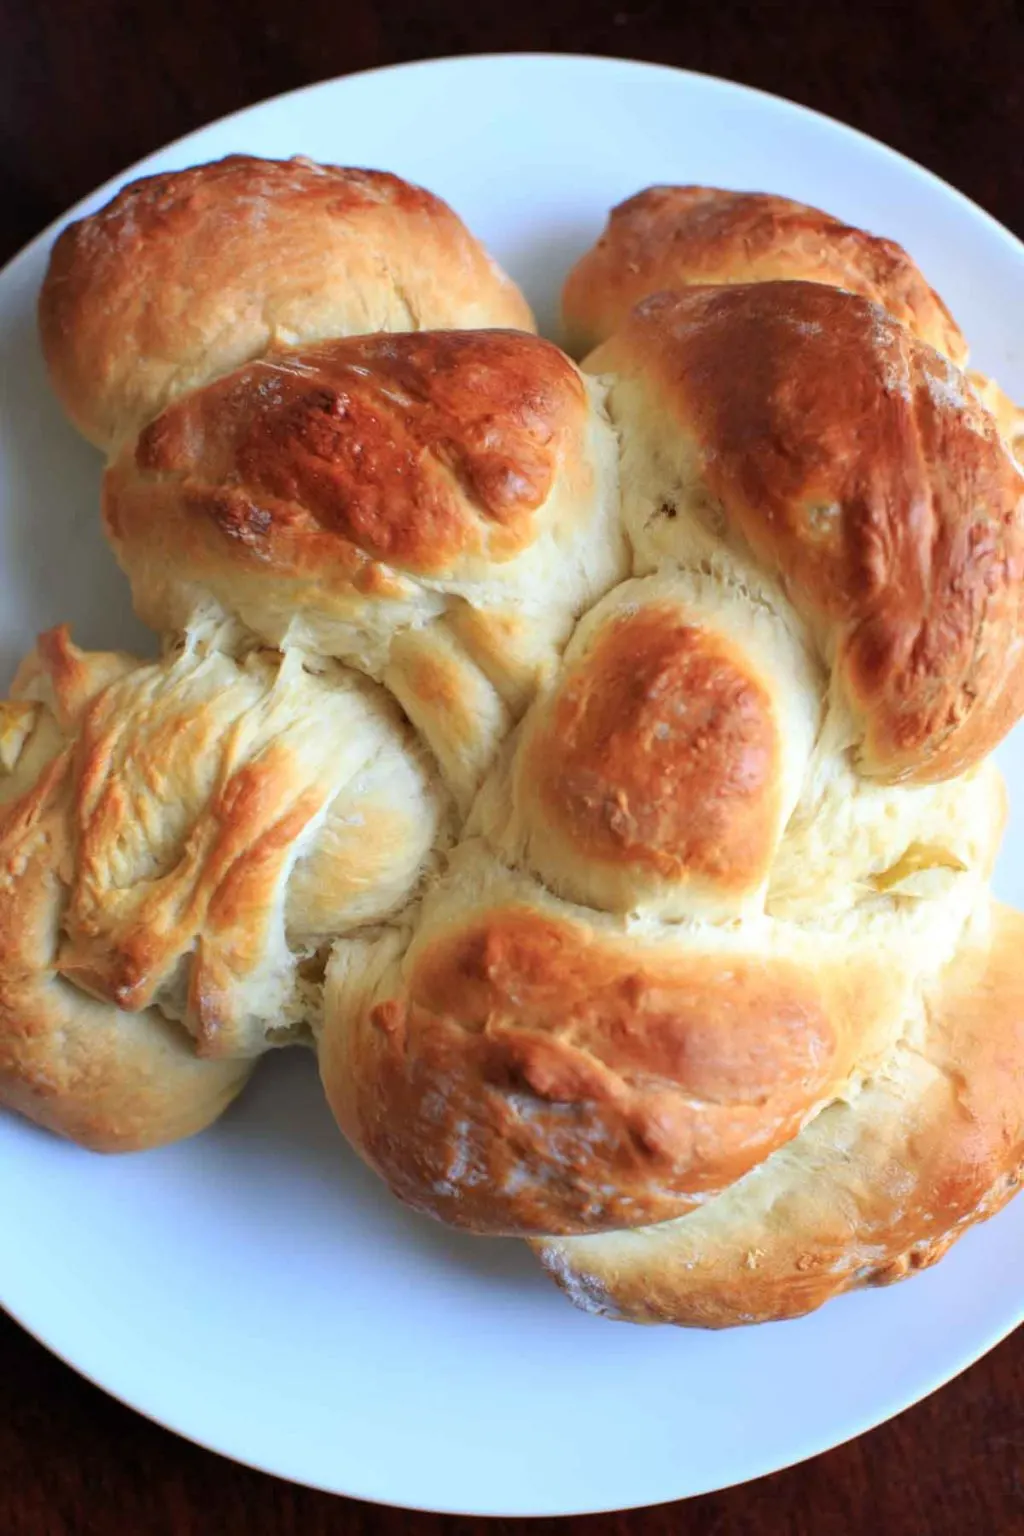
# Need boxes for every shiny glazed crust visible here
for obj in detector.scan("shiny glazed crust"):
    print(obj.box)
[500,572,821,921]
[319,839,993,1236]
[39,155,535,451]
[14,161,1024,1317]
[103,329,627,804]
[591,282,1024,784]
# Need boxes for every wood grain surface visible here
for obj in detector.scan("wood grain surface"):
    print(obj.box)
[1,1,1022,1530]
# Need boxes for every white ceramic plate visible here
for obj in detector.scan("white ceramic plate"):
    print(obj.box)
[1,54,1022,1518]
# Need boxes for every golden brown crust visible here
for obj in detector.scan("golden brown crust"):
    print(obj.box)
[522,603,782,902]
[25,151,1024,1329]
[115,329,584,581]
[40,154,535,451]
[0,641,251,1150]
[563,185,967,362]
[594,283,1024,782]
[330,910,832,1235]
[102,329,627,805]
[469,571,822,924]
[533,902,1024,1326]
[1,626,442,1085]
[321,846,933,1237]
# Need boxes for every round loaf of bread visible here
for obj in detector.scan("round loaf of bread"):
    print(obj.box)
[18,159,1024,1319]
[102,329,627,804]
[39,155,535,452]
[562,185,967,361]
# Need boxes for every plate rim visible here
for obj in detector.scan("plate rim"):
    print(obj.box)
[2,51,1022,284]
[6,1229,1023,1517]
[1,50,1022,1516]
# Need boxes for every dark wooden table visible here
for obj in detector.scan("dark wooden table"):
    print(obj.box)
[1,2,1022,1531]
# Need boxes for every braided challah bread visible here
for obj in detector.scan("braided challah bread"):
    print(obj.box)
[3,154,1021,1325]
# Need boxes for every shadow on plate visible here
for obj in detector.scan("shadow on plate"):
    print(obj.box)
[211,1048,546,1291]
